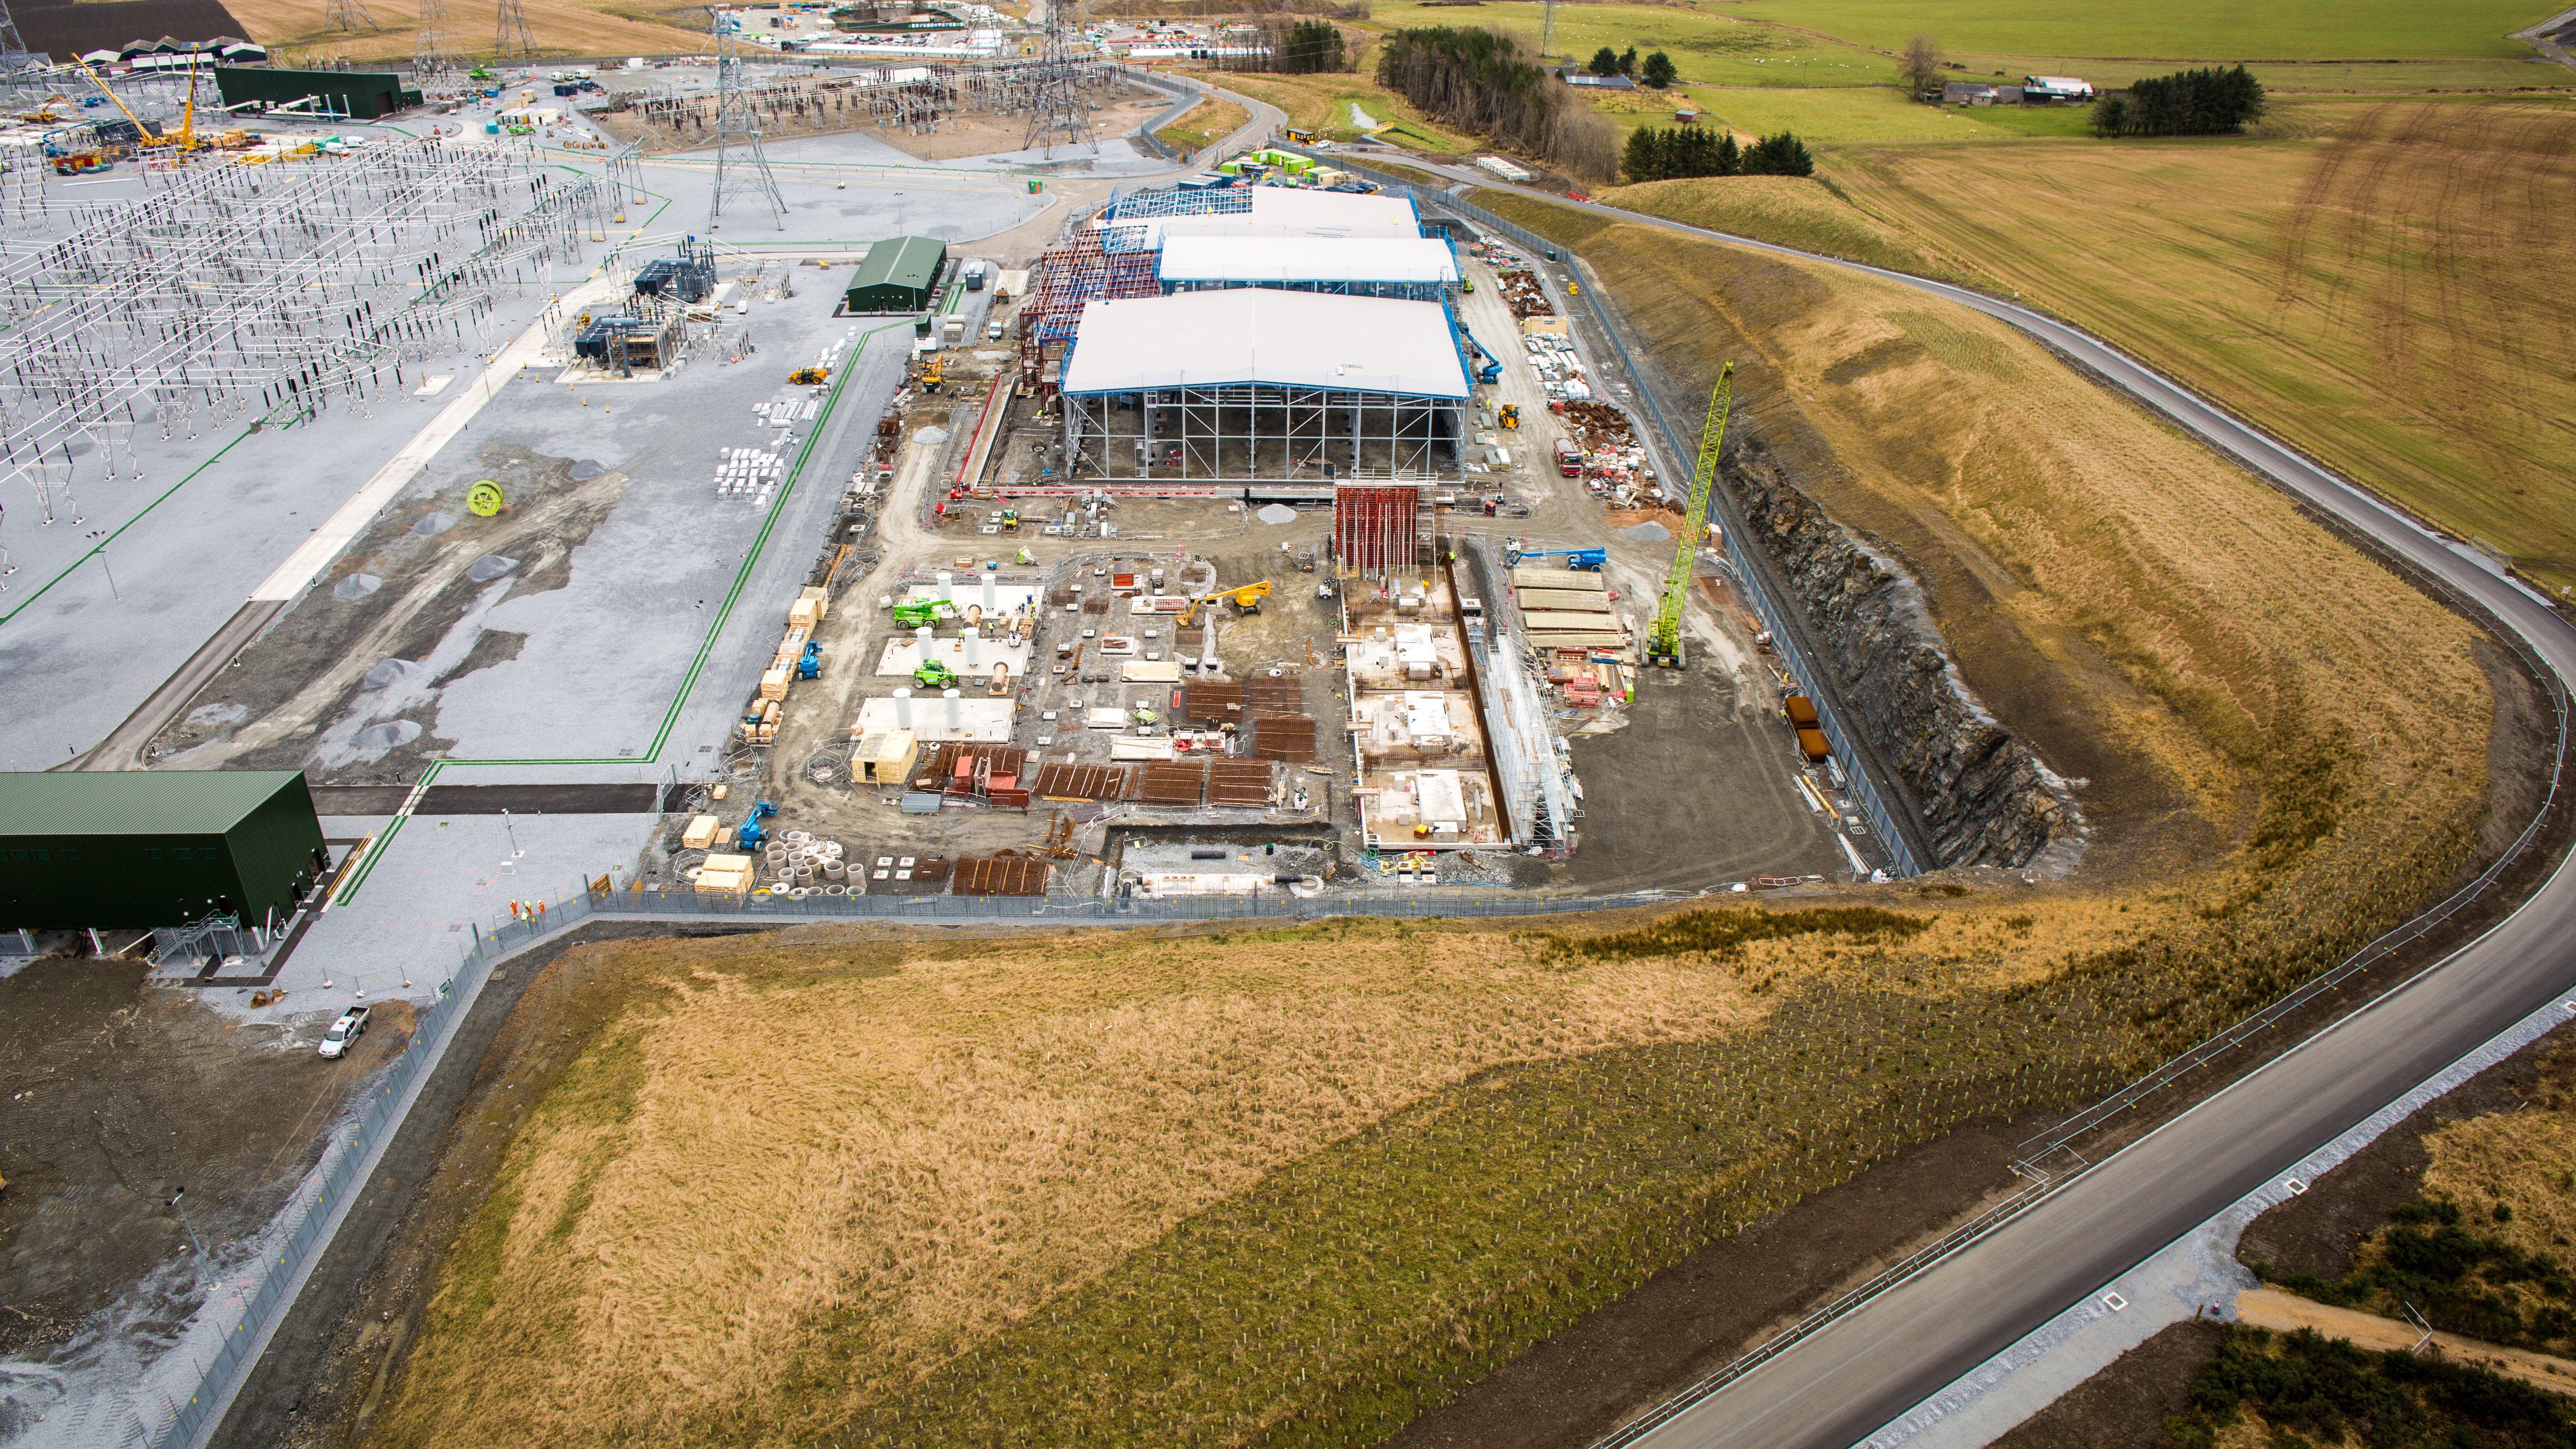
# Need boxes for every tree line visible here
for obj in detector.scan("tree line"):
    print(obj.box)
[1623,126,1812,182]
[1376,26,1618,178]
[1584,45,1678,88]
[2091,64,2266,137]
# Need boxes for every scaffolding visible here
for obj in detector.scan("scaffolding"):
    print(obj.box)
[1102,185,1253,221]
[0,137,615,517]
[1064,387,1460,484]
[1333,483,1428,579]
[1015,220,1159,391]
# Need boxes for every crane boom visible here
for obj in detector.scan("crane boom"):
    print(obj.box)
[1647,363,1734,668]
[70,55,159,148]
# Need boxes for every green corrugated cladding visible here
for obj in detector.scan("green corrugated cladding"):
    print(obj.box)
[213,67,424,121]
[843,235,949,314]
[0,772,329,931]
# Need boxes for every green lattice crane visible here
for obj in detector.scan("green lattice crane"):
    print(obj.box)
[1647,364,1734,668]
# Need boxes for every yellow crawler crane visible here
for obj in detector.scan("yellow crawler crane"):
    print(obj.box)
[1647,363,1734,668]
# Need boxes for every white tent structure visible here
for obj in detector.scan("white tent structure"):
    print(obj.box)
[1157,235,1459,298]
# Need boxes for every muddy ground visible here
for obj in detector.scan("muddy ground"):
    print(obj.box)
[1988,1320,2225,1449]
[0,958,411,1360]
[144,446,623,788]
[592,81,1169,161]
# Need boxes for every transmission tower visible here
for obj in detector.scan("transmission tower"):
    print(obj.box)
[413,0,464,84]
[493,0,536,61]
[0,0,43,76]
[323,0,377,35]
[1539,0,1557,57]
[707,4,785,231]
[1021,0,1095,157]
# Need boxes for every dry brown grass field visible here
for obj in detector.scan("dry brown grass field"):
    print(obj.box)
[223,0,699,64]
[1813,95,2576,597]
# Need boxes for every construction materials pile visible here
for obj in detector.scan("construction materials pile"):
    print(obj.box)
[1560,398,1656,500]
[1494,268,1554,320]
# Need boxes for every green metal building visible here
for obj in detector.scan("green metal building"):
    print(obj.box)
[214,67,423,121]
[843,235,949,314]
[0,772,328,932]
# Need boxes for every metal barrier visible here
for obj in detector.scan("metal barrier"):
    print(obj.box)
[148,966,477,1449]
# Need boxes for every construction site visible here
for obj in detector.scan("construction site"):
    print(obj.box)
[0,29,1884,1445]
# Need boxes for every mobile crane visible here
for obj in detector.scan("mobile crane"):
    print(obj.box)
[1646,363,1734,669]
[1501,540,1605,571]
[1179,581,1271,626]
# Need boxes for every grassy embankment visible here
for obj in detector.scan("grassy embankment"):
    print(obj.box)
[367,185,2503,1447]
[1154,95,1250,154]
[2263,1035,2576,1355]
[1219,65,1479,152]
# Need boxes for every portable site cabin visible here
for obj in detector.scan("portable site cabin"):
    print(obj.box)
[0,771,327,932]
[843,235,949,313]
[853,730,920,785]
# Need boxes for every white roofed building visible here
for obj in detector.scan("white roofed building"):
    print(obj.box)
[1158,235,1460,300]
[1057,290,1471,483]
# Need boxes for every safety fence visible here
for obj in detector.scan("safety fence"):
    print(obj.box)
[148,966,474,1449]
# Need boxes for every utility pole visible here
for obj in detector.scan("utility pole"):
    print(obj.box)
[323,0,377,35]
[493,0,536,62]
[414,0,464,88]
[170,1187,210,1262]
[1021,0,1095,157]
[707,3,785,230]
[0,0,43,76]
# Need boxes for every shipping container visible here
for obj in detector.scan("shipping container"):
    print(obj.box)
[1795,728,1830,762]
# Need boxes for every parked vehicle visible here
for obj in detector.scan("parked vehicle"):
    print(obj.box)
[318,1006,371,1059]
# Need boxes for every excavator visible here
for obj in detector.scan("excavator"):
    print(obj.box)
[1179,581,1271,626]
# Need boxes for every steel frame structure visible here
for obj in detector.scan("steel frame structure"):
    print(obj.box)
[1062,384,1461,484]
[1015,220,1158,390]
[0,137,615,516]
[708,4,786,230]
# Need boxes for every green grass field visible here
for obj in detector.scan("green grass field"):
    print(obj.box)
[1711,0,2551,61]
[1368,1,1897,89]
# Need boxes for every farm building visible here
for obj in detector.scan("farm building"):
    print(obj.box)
[0,771,327,932]
[1941,81,1999,106]
[2021,74,2096,103]
[1057,290,1471,482]
[843,235,949,313]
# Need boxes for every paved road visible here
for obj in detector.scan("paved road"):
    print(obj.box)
[1378,168,2576,1446]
